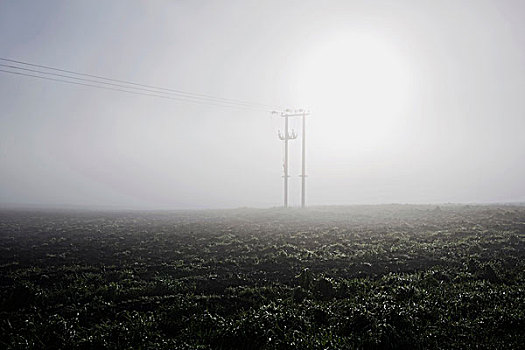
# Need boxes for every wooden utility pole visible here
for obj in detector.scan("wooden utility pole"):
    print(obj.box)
[275,109,310,208]
[300,110,307,208]
[278,110,297,208]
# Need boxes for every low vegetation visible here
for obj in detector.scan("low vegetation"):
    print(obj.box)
[1,205,524,349]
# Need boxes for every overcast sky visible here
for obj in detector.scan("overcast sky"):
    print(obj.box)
[1,0,524,209]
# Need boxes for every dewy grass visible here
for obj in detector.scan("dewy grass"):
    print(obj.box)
[0,205,524,349]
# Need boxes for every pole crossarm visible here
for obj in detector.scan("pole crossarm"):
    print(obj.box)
[276,109,311,117]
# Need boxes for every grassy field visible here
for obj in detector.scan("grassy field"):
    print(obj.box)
[1,205,524,349]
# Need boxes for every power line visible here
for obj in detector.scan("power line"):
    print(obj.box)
[0,63,269,110]
[0,57,279,110]
[0,57,276,108]
[0,68,271,112]
[0,57,310,208]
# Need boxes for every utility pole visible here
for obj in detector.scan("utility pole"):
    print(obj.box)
[277,109,297,208]
[300,110,309,208]
[274,109,310,208]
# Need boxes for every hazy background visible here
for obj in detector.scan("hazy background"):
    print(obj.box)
[1,0,524,209]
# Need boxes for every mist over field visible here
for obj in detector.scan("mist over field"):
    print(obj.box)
[1,1,525,349]
[1,0,524,209]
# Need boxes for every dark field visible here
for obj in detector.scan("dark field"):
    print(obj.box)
[1,205,524,349]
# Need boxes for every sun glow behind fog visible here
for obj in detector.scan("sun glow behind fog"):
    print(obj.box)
[295,33,412,154]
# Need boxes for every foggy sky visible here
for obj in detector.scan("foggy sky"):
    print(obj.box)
[1,0,524,209]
